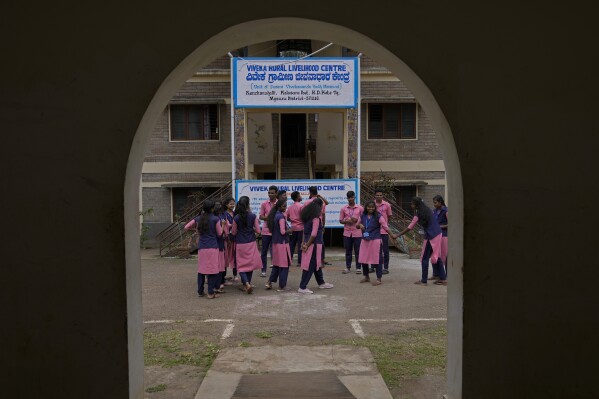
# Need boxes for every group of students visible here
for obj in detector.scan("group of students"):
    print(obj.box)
[338,189,448,286]
[184,185,449,298]
[184,185,335,298]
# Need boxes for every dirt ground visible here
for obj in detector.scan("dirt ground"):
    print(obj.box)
[141,247,448,399]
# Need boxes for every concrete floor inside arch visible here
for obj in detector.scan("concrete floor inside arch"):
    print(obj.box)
[141,247,447,399]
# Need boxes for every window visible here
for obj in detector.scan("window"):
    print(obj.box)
[368,103,417,139]
[170,104,219,141]
[277,39,312,57]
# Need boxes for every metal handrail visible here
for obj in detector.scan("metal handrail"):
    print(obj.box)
[359,178,423,255]
[157,181,233,256]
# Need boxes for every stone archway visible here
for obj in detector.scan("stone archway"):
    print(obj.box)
[125,18,463,398]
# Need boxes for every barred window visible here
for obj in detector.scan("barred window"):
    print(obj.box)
[170,104,219,141]
[368,103,417,139]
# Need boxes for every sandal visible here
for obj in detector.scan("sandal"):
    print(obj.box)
[246,284,253,294]
[414,280,427,286]
[206,293,220,299]
[434,280,448,285]
[265,282,272,290]
[360,277,371,283]
[372,279,382,286]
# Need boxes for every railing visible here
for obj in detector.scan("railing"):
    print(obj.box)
[157,181,233,257]
[359,179,423,257]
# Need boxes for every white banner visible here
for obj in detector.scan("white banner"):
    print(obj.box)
[233,57,358,108]
[235,179,359,228]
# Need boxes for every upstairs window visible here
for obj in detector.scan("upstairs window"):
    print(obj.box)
[368,103,417,139]
[277,39,312,57]
[170,104,219,141]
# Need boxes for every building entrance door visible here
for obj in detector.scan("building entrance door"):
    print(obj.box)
[281,113,306,158]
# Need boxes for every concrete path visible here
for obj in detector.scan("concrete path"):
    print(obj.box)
[194,345,393,399]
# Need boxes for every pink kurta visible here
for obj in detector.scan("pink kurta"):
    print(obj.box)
[232,218,262,273]
[440,236,448,264]
[358,215,387,264]
[409,216,443,264]
[271,218,291,267]
[300,218,322,271]
[185,218,224,275]
[358,239,382,265]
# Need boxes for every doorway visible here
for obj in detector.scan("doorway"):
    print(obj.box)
[280,113,306,158]
[127,18,463,399]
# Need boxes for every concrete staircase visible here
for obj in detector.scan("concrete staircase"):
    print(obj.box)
[281,157,310,179]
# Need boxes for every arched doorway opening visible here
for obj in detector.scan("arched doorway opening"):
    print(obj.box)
[125,18,463,398]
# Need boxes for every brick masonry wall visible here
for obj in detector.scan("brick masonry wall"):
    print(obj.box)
[144,101,231,161]
[142,188,171,222]
[417,185,447,207]
[361,103,442,161]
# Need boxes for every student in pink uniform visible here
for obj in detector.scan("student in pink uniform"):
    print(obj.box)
[212,201,227,292]
[287,191,304,267]
[298,198,334,293]
[259,185,278,277]
[265,199,292,291]
[221,197,237,283]
[432,194,448,281]
[184,200,225,299]
[339,190,364,274]
[397,197,447,286]
[231,196,262,294]
[374,188,393,274]
[357,201,398,286]
[304,186,331,265]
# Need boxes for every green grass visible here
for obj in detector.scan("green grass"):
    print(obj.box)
[336,327,446,389]
[255,331,273,339]
[145,384,167,393]
[144,330,219,369]
[238,341,252,347]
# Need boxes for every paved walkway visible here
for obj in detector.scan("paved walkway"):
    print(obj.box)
[195,345,392,399]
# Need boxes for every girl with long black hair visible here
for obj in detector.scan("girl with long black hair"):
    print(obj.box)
[265,198,292,291]
[221,197,237,283]
[398,197,447,285]
[432,194,448,281]
[356,200,398,286]
[184,199,225,298]
[231,196,262,294]
[298,198,334,293]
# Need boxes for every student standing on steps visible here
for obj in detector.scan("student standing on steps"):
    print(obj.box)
[231,196,262,294]
[397,197,447,286]
[357,201,398,286]
[265,199,293,292]
[339,190,364,274]
[287,191,304,267]
[259,185,278,277]
[298,198,334,293]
